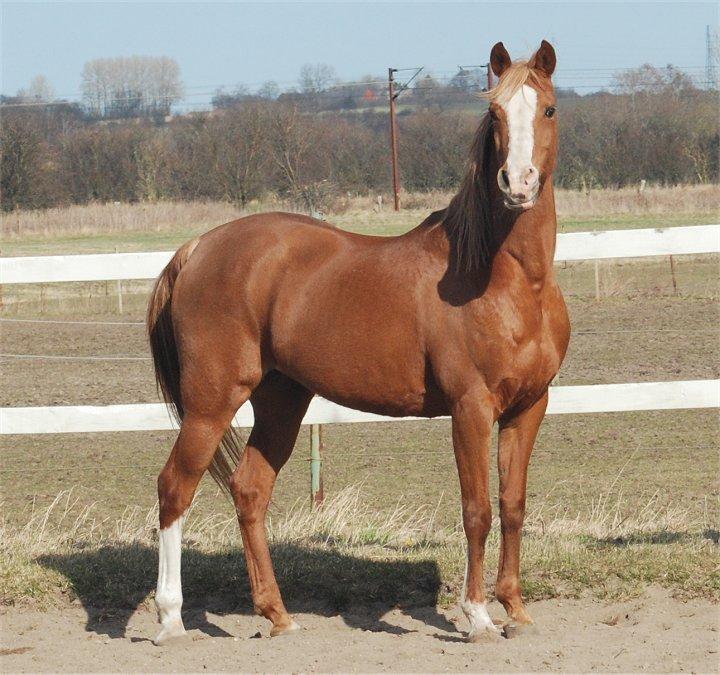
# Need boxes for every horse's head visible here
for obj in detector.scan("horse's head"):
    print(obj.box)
[486,40,557,211]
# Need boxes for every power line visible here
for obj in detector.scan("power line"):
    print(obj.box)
[3,66,710,110]
[15,64,707,101]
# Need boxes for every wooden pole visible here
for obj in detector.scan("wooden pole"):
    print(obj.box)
[114,246,123,314]
[594,260,601,300]
[310,424,324,507]
[669,255,678,295]
[388,68,401,211]
[486,62,494,91]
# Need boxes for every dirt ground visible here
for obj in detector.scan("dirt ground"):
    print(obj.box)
[1,588,717,673]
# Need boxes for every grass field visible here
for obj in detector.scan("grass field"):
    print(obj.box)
[1,192,718,612]
[6,210,717,257]
[1,184,717,256]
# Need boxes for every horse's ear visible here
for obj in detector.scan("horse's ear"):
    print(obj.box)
[530,40,556,77]
[490,42,512,78]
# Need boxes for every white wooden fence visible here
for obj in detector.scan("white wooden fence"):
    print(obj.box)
[1,223,718,438]
[1,380,718,435]
[2,224,718,284]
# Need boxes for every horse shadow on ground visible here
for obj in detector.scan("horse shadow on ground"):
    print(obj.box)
[37,543,457,641]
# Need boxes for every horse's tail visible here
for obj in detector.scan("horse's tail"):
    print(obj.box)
[147,237,243,494]
[147,238,198,423]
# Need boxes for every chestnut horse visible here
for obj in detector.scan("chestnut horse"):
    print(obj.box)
[148,40,569,645]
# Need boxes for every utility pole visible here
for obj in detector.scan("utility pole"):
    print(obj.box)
[387,66,423,211]
[388,68,401,211]
[486,62,494,91]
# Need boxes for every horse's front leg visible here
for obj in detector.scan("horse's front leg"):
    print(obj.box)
[496,391,548,628]
[451,388,502,642]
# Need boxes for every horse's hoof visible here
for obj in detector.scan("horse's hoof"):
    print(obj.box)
[503,621,538,639]
[153,622,188,646]
[467,626,502,643]
[270,620,301,637]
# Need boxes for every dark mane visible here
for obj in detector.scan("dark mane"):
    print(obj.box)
[443,113,495,272]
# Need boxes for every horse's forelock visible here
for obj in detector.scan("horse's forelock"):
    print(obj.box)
[482,61,543,105]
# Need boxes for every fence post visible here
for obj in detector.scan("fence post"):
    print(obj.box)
[669,255,678,295]
[310,423,324,507]
[594,260,601,300]
[114,247,123,314]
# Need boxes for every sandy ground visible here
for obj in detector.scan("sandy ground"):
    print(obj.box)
[1,589,718,673]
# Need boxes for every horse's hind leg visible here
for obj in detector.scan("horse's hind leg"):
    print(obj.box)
[154,369,259,646]
[229,371,313,637]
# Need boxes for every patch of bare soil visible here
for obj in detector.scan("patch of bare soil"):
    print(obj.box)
[1,589,717,673]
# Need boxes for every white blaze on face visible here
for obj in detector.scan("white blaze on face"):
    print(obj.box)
[501,84,538,195]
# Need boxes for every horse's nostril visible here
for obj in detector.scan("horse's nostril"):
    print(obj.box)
[500,170,510,188]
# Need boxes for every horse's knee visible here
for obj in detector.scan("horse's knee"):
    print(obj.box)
[462,500,492,540]
[499,495,526,532]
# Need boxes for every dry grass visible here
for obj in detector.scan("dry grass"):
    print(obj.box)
[1,201,248,240]
[2,185,717,242]
[555,184,720,218]
[1,485,717,610]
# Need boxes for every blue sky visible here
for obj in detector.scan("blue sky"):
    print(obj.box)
[2,2,716,106]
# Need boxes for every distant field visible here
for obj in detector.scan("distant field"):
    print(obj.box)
[1,184,717,256]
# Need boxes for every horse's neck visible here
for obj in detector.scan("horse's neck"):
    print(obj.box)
[494,180,558,285]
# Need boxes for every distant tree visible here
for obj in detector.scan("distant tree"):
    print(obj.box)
[81,56,183,119]
[205,103,273,206]
[211,84,256,109]
[299,63,337,94]
[411,74,446,108]
[449,68,484,93]
[61,125,149,202]
[17,74,55,102]
[257,80,280,100]
[555,86,580,99]
[266,104,335,211]
[0,111,43,210]
[612,64,696,95]
[399,111,475,190]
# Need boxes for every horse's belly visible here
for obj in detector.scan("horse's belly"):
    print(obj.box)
[274,337,437,418]
[270,302,439,417]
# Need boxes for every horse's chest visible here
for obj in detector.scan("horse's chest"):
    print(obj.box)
[475,289,569,409]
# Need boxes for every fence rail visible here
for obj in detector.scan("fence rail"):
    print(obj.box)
[2,224,718,284]
[2,380,718,435]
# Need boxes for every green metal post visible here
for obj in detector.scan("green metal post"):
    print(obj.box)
[310,423,324,507]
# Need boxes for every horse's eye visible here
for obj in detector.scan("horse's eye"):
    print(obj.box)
[545,106,556,118]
